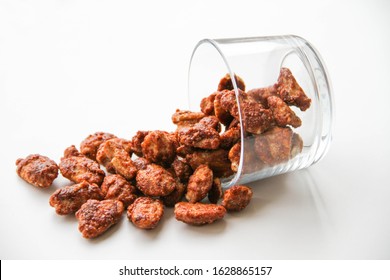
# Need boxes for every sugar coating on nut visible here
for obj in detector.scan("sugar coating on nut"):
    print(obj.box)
[228,142,241,173]
[220,124,241,150]
[267,95,302,128]
[213,91,233,126]
[174,202,226,225]
[240,98,273,134]
[96,138,137,180]
[247,86,276,107]
[136,163,176,197]
[276,67,311,111]
[176,144,195,158]
[95,138,127,167]
[110,151,137,180]
[200,92,217,115]
[171,157,193,183]
[64,145,82,158]
[162,178,187,207]
[132,157,151,171]
[222,185,253,211]
[186,149,234,178]
[254,126,294,166]
[218,73,246,92]
[172,109,205,127]
[220,89,273,134]
[16,154,58,188]
[49,181,103,215]
[101,174,137,208]
[220,90,241,119]
[197,116,222,132]
[131,131,149,157]
[172,109,205,124]
[127,197,164,229]
[75,199,124,239]
[185,164,213,203]
[80,132,117,160]
[108,138,133,154]
[168,132,180,152]
[141,130,176,165]
[177,124,220,150]
[59,146,105,186]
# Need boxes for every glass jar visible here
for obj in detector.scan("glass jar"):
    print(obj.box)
[188,35,334,187]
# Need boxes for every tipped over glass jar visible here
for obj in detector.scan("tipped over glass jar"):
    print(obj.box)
[187,35,334,188]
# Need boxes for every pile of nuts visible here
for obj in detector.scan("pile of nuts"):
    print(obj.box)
[15,67,310,239]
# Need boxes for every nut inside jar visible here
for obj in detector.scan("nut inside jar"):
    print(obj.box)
[188,67,311,185]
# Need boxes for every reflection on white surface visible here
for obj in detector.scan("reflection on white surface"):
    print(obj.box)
[0,164,334,259]
[2,140,390,259]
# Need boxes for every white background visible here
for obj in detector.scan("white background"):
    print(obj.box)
[1,0,389,259]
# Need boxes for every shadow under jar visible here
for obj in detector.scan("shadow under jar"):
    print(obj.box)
[188,35,334,188]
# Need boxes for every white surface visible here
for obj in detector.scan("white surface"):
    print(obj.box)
[1,0,389,259]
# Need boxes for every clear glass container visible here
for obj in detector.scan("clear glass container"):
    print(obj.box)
[188,35,334,188]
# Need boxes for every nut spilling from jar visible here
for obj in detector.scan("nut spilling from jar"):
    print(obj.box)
[15,67,310,239]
